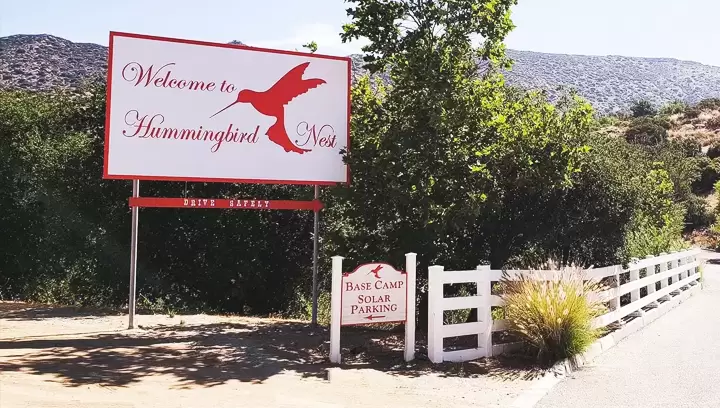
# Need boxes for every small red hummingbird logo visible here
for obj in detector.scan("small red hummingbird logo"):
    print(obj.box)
[210,62,326,154]
[367,265,383,279]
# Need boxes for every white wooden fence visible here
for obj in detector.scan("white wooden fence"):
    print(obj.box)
[427,248,702,363]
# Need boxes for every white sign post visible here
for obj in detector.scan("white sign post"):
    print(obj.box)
[330,253,416,364]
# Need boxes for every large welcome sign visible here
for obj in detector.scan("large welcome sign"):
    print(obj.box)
[105,32,350,330]
[104,32,350,185]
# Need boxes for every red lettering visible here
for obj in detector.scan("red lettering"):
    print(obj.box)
[294,122,337,148]
[120,62,214,93]
[188,80,207,91]
[374,280,405,290]
[122,110,165,138]
[121,110,259,152]
[122,62,175,87]
[220,80,237,93]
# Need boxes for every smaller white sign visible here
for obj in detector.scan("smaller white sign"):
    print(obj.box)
[341,263,407,325]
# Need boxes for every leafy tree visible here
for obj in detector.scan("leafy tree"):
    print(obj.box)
[692,157,720,194]
[622,164,687,258]
[684,194,713,229]
[624,117,668,146]
[342,0,518,73]
[326,0,597,320]
[630,100,657,118]
[302,41,318,53]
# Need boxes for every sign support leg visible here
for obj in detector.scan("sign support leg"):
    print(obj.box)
[128,179,140,329]
[311,185,320,326]
[404,253,417,362]
[330,256,343,363]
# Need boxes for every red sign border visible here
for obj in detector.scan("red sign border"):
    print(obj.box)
[340,262,408,327]
[103,31,352,186]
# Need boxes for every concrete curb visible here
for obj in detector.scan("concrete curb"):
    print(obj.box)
[510,282,701,408]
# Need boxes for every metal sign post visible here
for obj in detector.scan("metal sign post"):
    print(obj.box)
[312,185,320,326]
[128,179,140,329]
[125,193,325,328]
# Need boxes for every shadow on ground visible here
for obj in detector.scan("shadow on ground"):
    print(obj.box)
[0,302,122,320]
[0,305,544,389]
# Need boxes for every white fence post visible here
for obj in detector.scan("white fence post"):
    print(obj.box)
[477,265,493,357]
[427,265,444,364]
[688,252,695,277]
[404,253,417,362]
[329,256,343,364]
[669,251,678,287]
[678,250,686,281]
[658,252,668,291]
[645,255,656,298]
[630,259,641,304]
[611,265,622,324]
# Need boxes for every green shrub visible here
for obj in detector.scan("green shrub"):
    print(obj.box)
[499,267,607,365]
[707,116,720,130]
[685,107,702,119]
[708,144,720,159]
[684,195,714,229]
[674,138,702,158]
[660,100,686,116]
[290,290,332,326]
[624,209,687,259]
[630,100,657,118]
[696,98,720,111]
[597,115,620,127]
[624,117,668,146]
[692,157,720,194]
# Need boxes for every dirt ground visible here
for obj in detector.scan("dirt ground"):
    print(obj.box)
[0,302,542,408]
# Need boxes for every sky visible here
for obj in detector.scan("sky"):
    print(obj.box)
[3,0,720,66]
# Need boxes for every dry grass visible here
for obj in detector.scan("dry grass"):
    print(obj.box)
[498,266,607,366]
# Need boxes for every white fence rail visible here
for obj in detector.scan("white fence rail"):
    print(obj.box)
[427,248,702,363]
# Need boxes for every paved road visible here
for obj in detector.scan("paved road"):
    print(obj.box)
[536,250,720,408]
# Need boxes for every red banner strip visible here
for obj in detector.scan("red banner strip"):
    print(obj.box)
[129,197,323,211]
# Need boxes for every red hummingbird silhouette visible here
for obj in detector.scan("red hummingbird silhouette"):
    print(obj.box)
[210,62,326,154]
[367,265,383,279]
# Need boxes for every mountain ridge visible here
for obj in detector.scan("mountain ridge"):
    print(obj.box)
[3,34,720,114]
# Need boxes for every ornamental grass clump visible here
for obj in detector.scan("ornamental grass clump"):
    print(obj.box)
[499,266,607,365]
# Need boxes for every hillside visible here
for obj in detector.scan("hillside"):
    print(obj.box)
[3,34,720,114]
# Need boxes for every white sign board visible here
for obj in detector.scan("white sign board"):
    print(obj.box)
[330,255,417,364]
[104,32,350,185]
[341,263,407,325]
